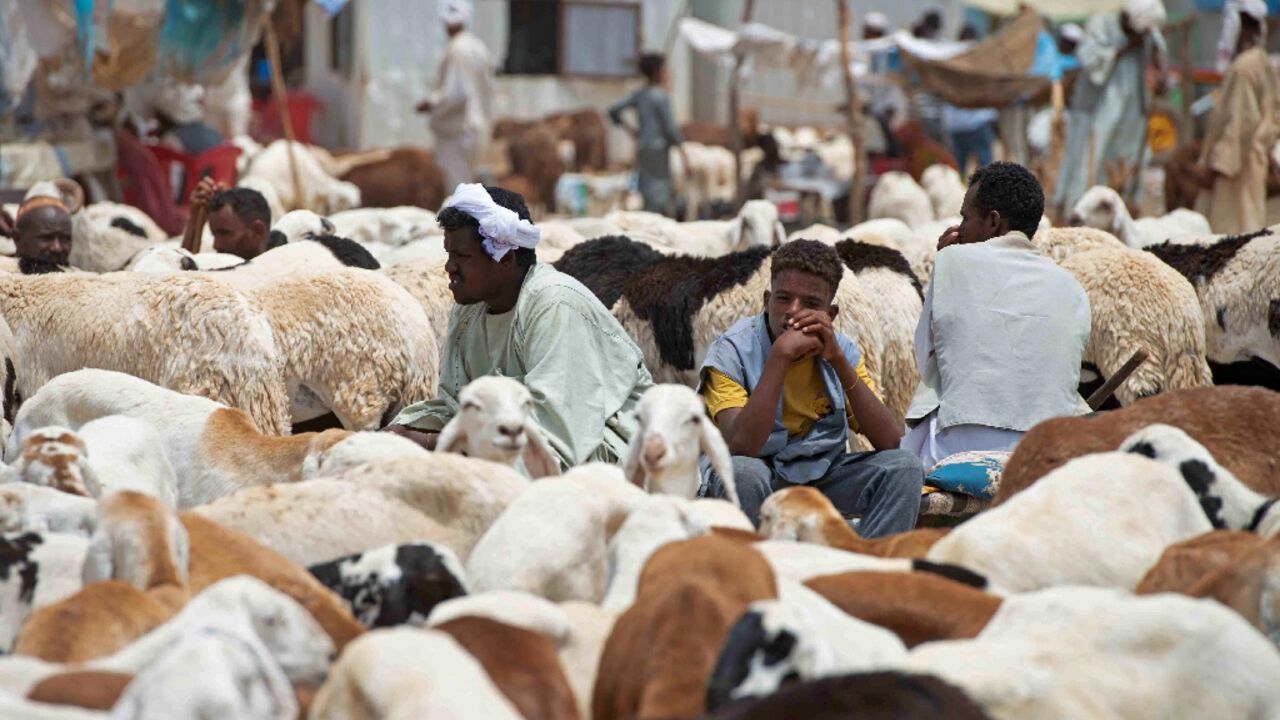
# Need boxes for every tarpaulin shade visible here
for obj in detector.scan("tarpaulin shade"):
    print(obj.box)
[964,0,1125,20]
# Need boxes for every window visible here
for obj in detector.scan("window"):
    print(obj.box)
[504,0,640,78]
[329,3,355,78]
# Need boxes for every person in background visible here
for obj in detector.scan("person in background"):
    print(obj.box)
[416,0,495,191]
[1195,0,1279,234]
[608,53,687,217]
[1058,23,1083,71]
[744,133,784,201]
[910,10,948,145]
[1052,0,1168,217]
[903,162,1091,469]
[698,240,924,534]
[943,25,998,172]
[387,184,653,470]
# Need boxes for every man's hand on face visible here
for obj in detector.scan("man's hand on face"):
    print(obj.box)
[773,324,824,362]
[937,224,961,250]
[789,309,842,362]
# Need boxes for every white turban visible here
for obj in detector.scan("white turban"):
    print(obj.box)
[1123,0,1167,33]
[864,12,889,32]
[445,183,541,262]
[1060,23,1083,43]
[439,0,473,27]
[1217,0,1269,70]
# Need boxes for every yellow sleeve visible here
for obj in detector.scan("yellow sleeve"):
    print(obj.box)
[844,356,882,431]
[701,369,749,419]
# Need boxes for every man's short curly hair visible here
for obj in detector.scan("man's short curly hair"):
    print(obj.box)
[771,239,843,300]
[968,161,1044,237]
[437,185,535,267]
[207,187,271,228]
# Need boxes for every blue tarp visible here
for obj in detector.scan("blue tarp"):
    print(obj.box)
[154,0,262,83]
[1193,0,1280,10]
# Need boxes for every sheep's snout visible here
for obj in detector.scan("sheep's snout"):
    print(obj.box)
[642,433,668,467]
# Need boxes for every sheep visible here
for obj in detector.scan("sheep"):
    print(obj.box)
[437,375,561,477]
[0,484,96,537]
[68,202,168,273]
[26,670,132,712]
[307,542,468,627]
[6,370,353,508]
[9,428,99,497]
[238,140,362,214]
[433,615,581,720]
[921,164,965,219]
[623,384,737,505]
[180,513,365,651]
[592,534,778,720]
[758,487,947,558]
[298,430,430,478]
[600,494,712,612]
[998,386,1280,503]
[0,532,88,652]
[1145,229,1280,369]
[0,272,290,436]
[804,570,1001,648]
[193,453,530,566]
[702,672,990,720]
[381,257,453,345]
[654,200,786,257]
[76,416,178,507]
[1059,246,1213,404]
[1136,530,1262,595]
[465,463,646,602]
[13,493,189,663]
[537,220,589,251]
[1070,184,1212,248]
[925,452,1213,592]
[267,209,335,246]
[1119,423,1280,536]
[786,223,844,245]
[1165,531,1280,646]
[0,314,17,443]
[1031,225,1126,263]
[552,235,666,310]
[310,627,523,720]
[902,586,1280,720]
[329,206,439,248]
[867,171,935,230]
[0,695,108,719]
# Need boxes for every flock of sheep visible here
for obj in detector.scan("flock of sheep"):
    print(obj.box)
[0,130,1279,719]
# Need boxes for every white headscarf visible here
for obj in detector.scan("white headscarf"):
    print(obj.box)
[1217,0,1269,70]
[439,0,473,27]
[1060,23,1083,44]
[864,12,889,32]
[445,183,541,262]
[1123,0,1167,34]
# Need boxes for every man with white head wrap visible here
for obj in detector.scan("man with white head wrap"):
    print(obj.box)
[1195,0,1278,234]
[1052,0,1168,217]
[387,183,654,471]
[416,0,495,190]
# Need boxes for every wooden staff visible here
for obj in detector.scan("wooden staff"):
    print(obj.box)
[836,0,867,224]
[728,0,757,211]
[1087,350,1149,411]
[181,203,206,254]
[262,15,304,210]
[1041,79,1065,218]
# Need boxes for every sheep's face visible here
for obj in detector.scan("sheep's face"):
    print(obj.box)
[15,428,98,497]
[757,487,829,542]
[271,210,334,245]
[735,200,785,251]
[1070,186,1123,231]
[437,376,560,477]
[1119,423,1250,530]
[323,182,361,214]
[624,385,737,506]
[128,246,196,274]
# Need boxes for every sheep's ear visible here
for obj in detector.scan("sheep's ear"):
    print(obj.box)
[521,421,561,479]
[435,416,467,456]
[773,220,787,248]
[622,436,646,490]
[729,217,746,251]
[698,415,738,507]
[82,527,114,585]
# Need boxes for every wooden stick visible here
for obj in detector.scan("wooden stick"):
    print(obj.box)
[262,15,304,210]
[663,0,693,58]
[1087,350,1149,411]
[1041,79,1065,218]
[181,204,206,255]
[836,0,867,224]
[728,0,756,212]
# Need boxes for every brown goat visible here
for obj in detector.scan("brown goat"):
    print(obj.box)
[805,571,1001,648]
[759,487,948,558]
[1184,531,1280,639]
[593,535,777,720]
[1137,530,1263,595]
[999,386,1280,504]
[547,109,608,171]
[679,109,760,149]
[507,122,564,210]
[340,147,446,210]
[436,616,580,720]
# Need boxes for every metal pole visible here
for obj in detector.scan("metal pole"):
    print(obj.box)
[728,0,756,212]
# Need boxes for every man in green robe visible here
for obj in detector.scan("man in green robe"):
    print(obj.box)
[386,184,653,470]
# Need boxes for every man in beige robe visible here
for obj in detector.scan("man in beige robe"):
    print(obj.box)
[1197,1,1280,234]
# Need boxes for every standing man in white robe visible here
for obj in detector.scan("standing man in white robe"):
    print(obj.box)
[416,0,495,191]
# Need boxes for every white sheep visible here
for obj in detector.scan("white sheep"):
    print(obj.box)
[268,209,335,245]
[925,452,1214,592]
[310,627,523,720]
[622,384,737,506]
[76,416,179,508]
[0,272,290,436]
[193,453,530,566]
[465,463,646,602]
[382,257,453,346]
[0,484,96,536]
[8,427,100,497]
[920,164,965,219]
[0,532,88,652]
[300,430,431,479]
[1031,225,1126,263]
[330,206,440,248]
[238,140,361,215]
[6,370,351,508]
[1070,185,1212,248]
[787,223,844,245]
[124,245,247,273]
[600,494,710,612]
[867,171,935,230]
[437,375,561,478]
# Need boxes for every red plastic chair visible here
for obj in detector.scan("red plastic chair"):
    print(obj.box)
[252,92,322,145]
[146,144,242,206]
